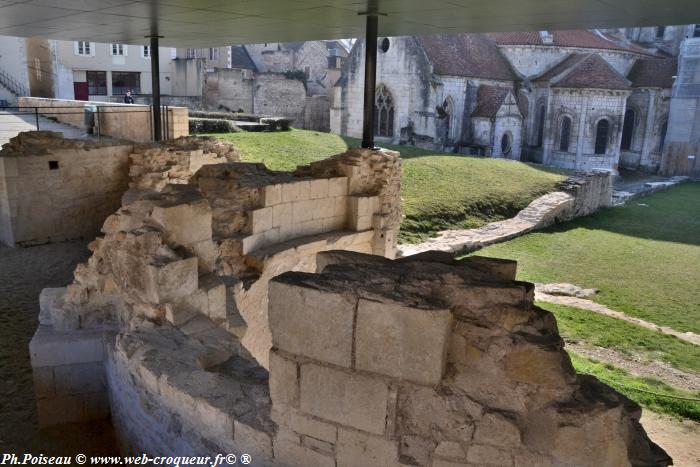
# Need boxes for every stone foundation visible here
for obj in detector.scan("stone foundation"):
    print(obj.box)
[33,249,670,466]
[0,132,133,246]
[266,250,669,467]
[27,137,667,465]
[0,132,240,247]
[30,142,402,434]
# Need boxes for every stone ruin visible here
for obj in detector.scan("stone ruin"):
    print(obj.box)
[28,136,669,466]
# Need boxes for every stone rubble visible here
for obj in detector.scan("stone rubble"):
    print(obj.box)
[535,282,599,298]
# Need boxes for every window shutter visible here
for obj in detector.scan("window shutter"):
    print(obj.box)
[74,41,79,55]
[110,44,114,56]
[90,43,95,57]
[123,45,128,56]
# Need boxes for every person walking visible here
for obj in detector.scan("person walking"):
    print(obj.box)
[124,90,135,104]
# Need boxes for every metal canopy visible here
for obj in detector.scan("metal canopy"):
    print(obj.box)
[1,0,699,47]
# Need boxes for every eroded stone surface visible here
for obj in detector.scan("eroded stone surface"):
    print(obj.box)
[30,141,402,461]
[266,250,671,467]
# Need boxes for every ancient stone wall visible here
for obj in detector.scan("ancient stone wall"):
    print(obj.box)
[253,73,307,124]
[0,133,231,247]
[30,145,402,436]
[265,250,669,467]
[0,132,133,246]
[302,95,330,132]
[399,170,613,257]
[33,248,669,466]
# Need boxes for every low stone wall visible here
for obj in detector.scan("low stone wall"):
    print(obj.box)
[400,170,613,256]
[0,133,232,247]
[29,145,402,435]
[32,250,669,466]
[18,97,189,142]
[0,132,132,246]
[264,251,668,467]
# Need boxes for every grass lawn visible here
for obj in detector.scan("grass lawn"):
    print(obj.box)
[569,353,700,421]
[213,130,568,243]
[540,301,700,374]
[477,183,700,334]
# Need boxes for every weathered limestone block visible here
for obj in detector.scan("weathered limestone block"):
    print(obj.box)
[299,363,389,435]
[268,280,355,368]
[38,287,78,330]
[355,298,451,385]
[336,428,398,467]
[30,326,105,368]
[144,256,199,303]
[150,197,213,247]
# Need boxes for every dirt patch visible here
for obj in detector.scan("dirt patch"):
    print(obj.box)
[641,411,700,467]
[538,291,700,346]
[567,343,700,392]
[0,241,118,455]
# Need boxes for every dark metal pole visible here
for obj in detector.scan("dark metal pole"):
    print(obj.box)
[361,14,378,149]
[150,36,162,141]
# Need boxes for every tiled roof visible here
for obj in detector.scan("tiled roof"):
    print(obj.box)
[534,53,631,90]
[471,85,512,118]
[230,46,257,71]
[487,30,657,57]
[627,58,677,88]
[418,34,517,81]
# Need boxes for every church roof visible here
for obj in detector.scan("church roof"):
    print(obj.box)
[230,46,257,71]
[418,34,517,81]
[627,58,677,88]
[486,30,656,56]
[471,85,513,118]
[534,53,631,90]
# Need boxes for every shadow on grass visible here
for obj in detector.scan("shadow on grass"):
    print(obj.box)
[529,182,700,246]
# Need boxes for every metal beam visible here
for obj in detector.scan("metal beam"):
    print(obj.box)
[361,14,379,149]
[150,35,162,141]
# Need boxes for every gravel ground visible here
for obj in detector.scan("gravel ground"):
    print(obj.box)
[0,241,118,455]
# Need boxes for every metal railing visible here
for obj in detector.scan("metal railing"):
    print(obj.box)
[0,105,173,141]
[0,68,29,97]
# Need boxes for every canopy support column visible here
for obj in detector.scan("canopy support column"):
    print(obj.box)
[150,35,162,141]
[361,14,379,149]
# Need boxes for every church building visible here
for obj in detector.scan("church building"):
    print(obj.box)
[331,28,691,173]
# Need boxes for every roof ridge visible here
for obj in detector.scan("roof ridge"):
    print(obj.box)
[532,52,586,82]
[549,53,592,84]
[585,53,632,87]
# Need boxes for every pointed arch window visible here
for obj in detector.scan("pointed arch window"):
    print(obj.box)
[374,85,395,138]
[594,119,609,155]
[621,108,635,150]
[536,105,546,148]
[559,116,572,152]
[658,120,668,153]
[442,97,454,141]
